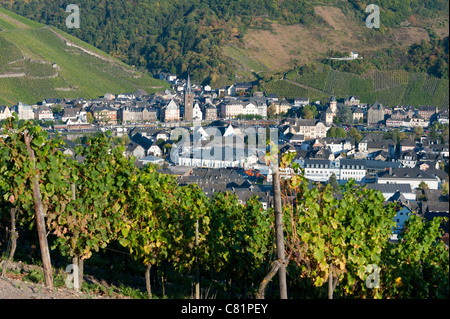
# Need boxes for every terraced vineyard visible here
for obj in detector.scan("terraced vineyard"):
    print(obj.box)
[0,7,169,106]
[367,70,410,91]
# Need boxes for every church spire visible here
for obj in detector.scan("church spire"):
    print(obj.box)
[186,73,192,95]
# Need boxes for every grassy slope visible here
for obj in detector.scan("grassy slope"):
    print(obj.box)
[0,7,169,106]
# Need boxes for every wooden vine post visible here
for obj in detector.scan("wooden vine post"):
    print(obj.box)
[23,130,53,288]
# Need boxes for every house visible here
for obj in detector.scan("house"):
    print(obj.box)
[204,104,217,121]
[125,142,146,159]
[142,107,158,122]
[325,108,335,124]
[405,113,428,128]
[130,132,154,155]
[148,143,163,157]
[161,99,180,122]
[417,105,438,121]
[436,109,448,124]
[294,97,309,108]
[377,167,440,190]
[366,183,416,201]
[235,82,253,93]
[0,105,12,121]
[296,158,366,183]
[91,105,117,123]
[329,96,338,115]
[271,99,292,115]
[398,150,417,168]
[61,106,84,122]
[35,105,54,121]
[344,96,360,106]
[367,101,385,125]
[350,51,359,59]
[267,94,279,103]
[386,192,414,241]
[400,139,416,152]
[284,133,305,145]
[324,138,355,155]
[284,119,330,140]
[43,98,62,106]
[220,99,243,119]
[192,103,203,121]
[352,108,364,123]
[140,155,165,166]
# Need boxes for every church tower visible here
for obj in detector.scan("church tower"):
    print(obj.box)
[329,95,338,115]
[184,74,194,121]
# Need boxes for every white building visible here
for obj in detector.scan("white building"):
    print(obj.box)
[0,105,12,121]
[376,168,439,190]
[295,159,366,183]
[14,102,35,120]
[193,103,203,121]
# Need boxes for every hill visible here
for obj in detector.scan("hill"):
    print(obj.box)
[2,0,447,86]
[0,7,169,106]
[260,63,449,109]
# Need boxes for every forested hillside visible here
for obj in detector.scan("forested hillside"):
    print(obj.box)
[1,0,448,86]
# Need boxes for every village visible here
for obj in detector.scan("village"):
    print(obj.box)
[0,73,448,241]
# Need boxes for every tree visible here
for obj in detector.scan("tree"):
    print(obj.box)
[418,181,429,191]
[86,112,94,124]
[301,105,318,119]
[328,173,340,195]
[267,104,277,119]
[327,127,347,138]
[348,127,363,144]
[414,126,424,137]
[302,109,314,119]
[442,181,449,197]
[338,106,352,124]
[51,105,63,116]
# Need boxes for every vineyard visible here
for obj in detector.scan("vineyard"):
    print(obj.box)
[0,119,448,300]
[275,63,449,108]
[0,8,169,106]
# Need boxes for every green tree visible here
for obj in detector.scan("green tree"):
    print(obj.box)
[418,181,430,191]
[301,105,318,119]
[327,127,347,138]
[348,127,363,144]
[86,112,94,124]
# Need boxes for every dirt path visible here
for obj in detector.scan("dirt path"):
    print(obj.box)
[283,78,324,93]
[0,261,125,299]
[0,12,30,29]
